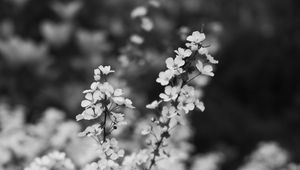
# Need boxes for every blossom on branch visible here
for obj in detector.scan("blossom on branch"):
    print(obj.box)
[145,30,218,170]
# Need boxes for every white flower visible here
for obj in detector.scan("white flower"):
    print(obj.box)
[198,47,218,64]
[159,86,180,102]
[195,99,205,111]
[124,98,135,108]
[206,54,218,64]
[83,82,99,93]
[186,31,205,43]
[196,60,214,77]
[162,105,177,118]
[179,85,196,99]
[78,124,102,137]
[112,96,125,105]
[174,47,192,58]
[131,6,147,18]
[130,34,144,44]
[123,150,149,168]
[99,82,114,97]
[156,69,174,86]
[94,68,101,81]
[76,104,103,121]
[166,57,185,74]
[177,101,195,114]
[93,90,105,101]
[111,112,127,126]
[185,31,206,51]
[81,90,104,108]
[198,47,208,55]
[110,149,125,160]
[146,100,161,109]
[112,97,135,108]
[141,17,154,31]
[98,65,114,75]
[118,150,125,157]
[114,89,123,96]
[141,125,152,135]
[97,138,125,162]
[81,92,94,107]
[110,138,118,147]
[185,42,199,51]
[76,108,93,121]
[176,85,200,113]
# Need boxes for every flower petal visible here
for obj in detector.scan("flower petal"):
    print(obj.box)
[81,100,91,107]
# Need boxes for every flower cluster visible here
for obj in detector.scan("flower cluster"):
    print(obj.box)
[144,31,218,169]
[152,31,217,116]
[156,31,218,87]
[24,151,75,170]
[97,138,125,161]
[122,150,150,170]
[76,65,134,141]
[76,65,135,170]
[82,138,126,170]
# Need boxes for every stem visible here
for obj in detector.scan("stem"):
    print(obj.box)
[103,105,109,142]
[186,73,201,84]
[148,119,170,170]
[148,50,202,170]
[148,74,187,170]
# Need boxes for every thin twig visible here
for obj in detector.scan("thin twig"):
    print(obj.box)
[186,73,201,84]
[103,105,108,142]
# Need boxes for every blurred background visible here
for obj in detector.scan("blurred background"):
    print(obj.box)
[0,0,299,169]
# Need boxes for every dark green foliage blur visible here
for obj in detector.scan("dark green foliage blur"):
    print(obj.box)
[0,0,299,169]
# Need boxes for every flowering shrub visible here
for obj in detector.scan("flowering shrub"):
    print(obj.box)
[2,28,297,170]
[75,65,135,169]
[51,30,218,170]
[141,30,218,170]
[21,29,298,170]
[0,0,298,169]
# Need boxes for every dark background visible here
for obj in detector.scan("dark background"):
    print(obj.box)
[0,0,299,169]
